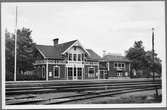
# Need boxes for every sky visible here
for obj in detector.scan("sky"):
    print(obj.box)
[2,1,165,59]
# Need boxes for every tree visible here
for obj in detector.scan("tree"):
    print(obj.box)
[5,27,36,81]
[126,41,146,71]
[5,30,15,80]
[125,41,161,78]
[145,50,162,77]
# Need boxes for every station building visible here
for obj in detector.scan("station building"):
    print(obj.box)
[33,38,131,80]
[100,54,131,79]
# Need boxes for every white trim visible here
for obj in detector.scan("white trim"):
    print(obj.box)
[129,63,131,72]
[82,68,84,80]
[62,40,90,56]
[114,62,126,69]
[73,67,77,80]
[76,67,78,80]
[88,67,95,78]
[46,60,48,81]
[34,60,66,65]
[53,66,60,78]
[108,62,110,71]
[36,47,46,59]
[98,62,100,79]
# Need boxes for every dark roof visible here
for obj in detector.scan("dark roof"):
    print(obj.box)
[102,54,130,62]
[58,40,77,52]
[86,49,101,60]
[36,40,77,59]
[36,40,101,60]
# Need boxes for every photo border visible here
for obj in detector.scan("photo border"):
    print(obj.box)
[1,0,166,109]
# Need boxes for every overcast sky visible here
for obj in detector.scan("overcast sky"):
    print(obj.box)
[2,1,165,59]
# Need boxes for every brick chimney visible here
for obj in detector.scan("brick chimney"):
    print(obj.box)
[53,38,59,46]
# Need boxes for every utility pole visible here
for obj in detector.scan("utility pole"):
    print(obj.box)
[14,6,18,81]
[152,28,158,96]
[152,28,155,81]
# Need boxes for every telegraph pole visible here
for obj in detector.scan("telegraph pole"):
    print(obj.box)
[14,6,18,81]
[152,28,158,96]
[152,28,155,81]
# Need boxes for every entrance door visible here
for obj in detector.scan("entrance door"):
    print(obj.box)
[73,67,77,80]
[67,67,83,80]
[78,68,82,80]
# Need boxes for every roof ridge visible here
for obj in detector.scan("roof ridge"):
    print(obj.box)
[36,39,77,47]
[59,39,77,45]
[36,44,54,47]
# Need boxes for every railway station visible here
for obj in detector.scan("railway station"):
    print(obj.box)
[33,38,131,81]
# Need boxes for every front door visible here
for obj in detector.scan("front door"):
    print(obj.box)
[67,67,83,80]
[73,67,77,80]
[77,68,82,80]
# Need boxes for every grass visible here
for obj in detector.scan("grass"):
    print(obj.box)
[93,94,162,104]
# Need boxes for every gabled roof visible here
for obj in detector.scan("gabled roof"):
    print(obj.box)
[62,40,90,56]
[36,40,77,59]
[58,40,77,52]
[36,40,101,60]
[86,49,101,60]
[102,54,130,62]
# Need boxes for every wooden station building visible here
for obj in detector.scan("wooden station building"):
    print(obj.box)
[33,38,131,80]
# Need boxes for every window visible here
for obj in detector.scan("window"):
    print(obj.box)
[69,53,72,61]
[68,67,72,78]
[42,66,45,78]
[82,54,84,61]
[78,68,82,77]
[73,54,76,61]
[78,54,81,61]
[88,67,95,78]
[114,63,125,69]
[74,46,76,50]
[53,66,60,78]
[114,63,117,67]
[122,63,125,68]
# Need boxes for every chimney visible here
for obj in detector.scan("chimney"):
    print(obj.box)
[103,50,106,57]
[53,38,59,46]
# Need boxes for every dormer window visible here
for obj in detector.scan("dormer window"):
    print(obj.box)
[78,54,81,61]
[69,53,72,61]
[74,46,76,51]
[73,54,76,61]
[82,54,84,61]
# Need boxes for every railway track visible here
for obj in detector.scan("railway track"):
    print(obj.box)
[6,80,161,95]
[6,79,161,105]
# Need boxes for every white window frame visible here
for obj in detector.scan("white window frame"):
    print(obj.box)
[78,54,81,61]
[77,67,82,77]
[81,54,84,61]
[53,66,60,78]
[88,67,95,78]
[73,54,77,61]
[114,62,125,69]
[69,53,72,61]
[67,67,73,77]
